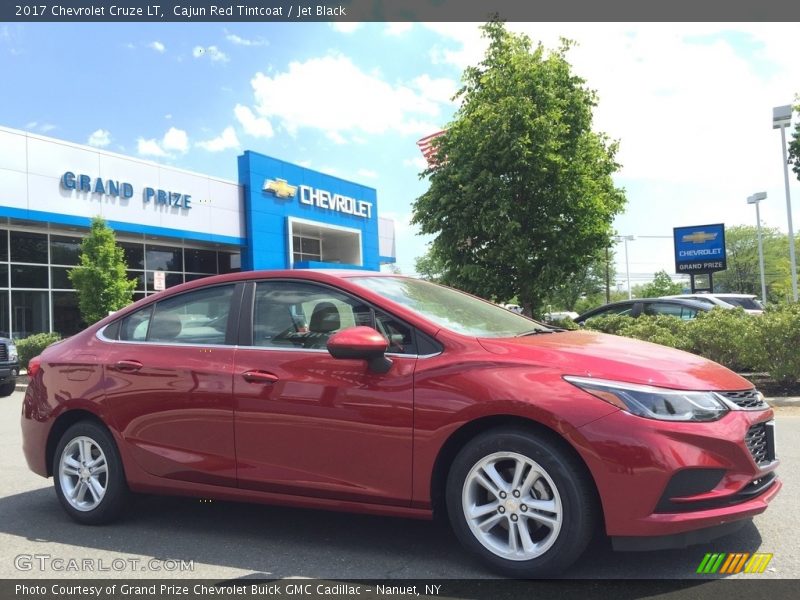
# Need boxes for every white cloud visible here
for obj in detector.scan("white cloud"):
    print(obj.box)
[137,137,168,157]
[225,31,267,46]
[413,74,458,105]
[357,168,378,179]
[331,23,362,34]
[162,127,189,153]
[26,121,56,133]
[327,131,347,145]
[234,104,274,138]
[136,127,189,157]
[87,128,111,147]
[385,23,413,36]
[164,113,173,120]
[247,54,446,140]
[197,126,240,152]
[193,45,229,62]
[149,41,165,53]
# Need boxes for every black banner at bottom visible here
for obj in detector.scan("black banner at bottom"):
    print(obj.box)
[4,579,799,600]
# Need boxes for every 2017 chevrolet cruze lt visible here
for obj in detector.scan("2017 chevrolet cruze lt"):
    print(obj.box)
[21,270,780,576]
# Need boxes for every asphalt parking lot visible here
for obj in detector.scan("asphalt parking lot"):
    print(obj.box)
[2,391,798,581]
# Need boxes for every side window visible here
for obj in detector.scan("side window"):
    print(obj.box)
[119,306,152,342]
[148,285,234,344]
[375,312,414,354]
[681,307,698,320]
[252,281,418,354]
[253,281,371,350]
[645,303,682,318]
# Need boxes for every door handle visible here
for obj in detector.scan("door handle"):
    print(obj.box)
[242,370,279,384]
[115,360,143,372]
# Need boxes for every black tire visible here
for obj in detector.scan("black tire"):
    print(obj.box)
[0,381,15,397]
[53,421,129,525]
[445,427,597,577]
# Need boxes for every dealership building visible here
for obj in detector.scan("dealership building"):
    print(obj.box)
[0,125,396,338]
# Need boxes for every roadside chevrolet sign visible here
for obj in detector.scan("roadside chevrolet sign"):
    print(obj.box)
[673,223,727,273]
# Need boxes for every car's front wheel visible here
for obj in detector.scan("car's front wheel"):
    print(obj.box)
[446,427,597,577]
[53,421,129,524]
[0,381,15,397]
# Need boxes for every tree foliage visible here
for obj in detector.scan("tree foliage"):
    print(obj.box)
[411,21,626,316]
[544,249,615,311]
[788,98,800,181]
[632,270,684,298]
[711,225,792,302]
[69,217,137,325]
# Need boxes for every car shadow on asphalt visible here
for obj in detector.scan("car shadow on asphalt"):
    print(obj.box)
[0,487,765,580]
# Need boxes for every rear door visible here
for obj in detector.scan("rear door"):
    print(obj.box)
[102,283,241,486]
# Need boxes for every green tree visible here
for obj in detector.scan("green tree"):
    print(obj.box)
[788,97,800,181]
[544,249,615,311]
[69,217,137,325]
[632,270,684,298]
[414,247,447,283]
[411,21,626,316]
[711,225,792,302]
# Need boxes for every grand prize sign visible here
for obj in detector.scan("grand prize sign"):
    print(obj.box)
[673,223,727,274]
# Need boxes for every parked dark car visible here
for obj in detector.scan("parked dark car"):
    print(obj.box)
[575,297,711,325]
[0,337,19,397]
[21,272,779,576]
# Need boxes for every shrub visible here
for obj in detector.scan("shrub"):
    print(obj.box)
[583,315,636,335]
[546,317,579,330]
[15,332,62,368]
[753,303,800,385]
[618,315,692,351]
[684,308,760,372]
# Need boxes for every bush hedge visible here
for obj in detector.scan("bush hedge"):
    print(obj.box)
[15,332,62,368]
[582,305,800,384]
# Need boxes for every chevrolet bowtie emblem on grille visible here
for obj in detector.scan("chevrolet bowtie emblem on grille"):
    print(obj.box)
[682,231,718,244]
[263,178,297,199]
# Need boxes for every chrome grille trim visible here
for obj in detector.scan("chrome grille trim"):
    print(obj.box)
[718,389,768,410]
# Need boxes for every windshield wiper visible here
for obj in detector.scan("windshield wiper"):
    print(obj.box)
[515,329,559,337]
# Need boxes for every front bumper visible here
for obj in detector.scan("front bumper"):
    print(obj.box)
[0,362,19,383]
[573,407,780,539]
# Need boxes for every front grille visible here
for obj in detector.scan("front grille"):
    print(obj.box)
[745,421,775,466]
[719,389,767,409]
[0,343,6,361]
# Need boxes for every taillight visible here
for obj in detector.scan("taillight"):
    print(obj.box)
[27,356,42,378]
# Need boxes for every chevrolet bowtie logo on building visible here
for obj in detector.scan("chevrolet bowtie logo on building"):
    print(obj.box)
[696,552,773,574]
[682,231,718,244]
[263,178,297,199]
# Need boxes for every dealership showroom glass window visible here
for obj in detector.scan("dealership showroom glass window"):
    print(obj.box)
[0,226,240,338]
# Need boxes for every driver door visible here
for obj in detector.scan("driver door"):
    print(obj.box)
[233,280,415,505]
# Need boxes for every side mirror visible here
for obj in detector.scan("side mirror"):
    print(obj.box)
[327,326,393,374]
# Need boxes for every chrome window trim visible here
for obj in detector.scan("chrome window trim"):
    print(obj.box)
[96,327,442,358]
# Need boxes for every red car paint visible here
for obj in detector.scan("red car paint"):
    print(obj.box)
[21,270,779,541]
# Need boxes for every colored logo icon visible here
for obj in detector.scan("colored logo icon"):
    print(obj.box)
[682,231,718,244]
[263,178,297,199]
[696,552,773,574]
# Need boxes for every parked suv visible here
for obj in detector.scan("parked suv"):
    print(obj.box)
[0,337,19,397]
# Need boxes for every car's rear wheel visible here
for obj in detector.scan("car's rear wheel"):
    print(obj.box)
[53,421,128,524]
[446,427,597,577]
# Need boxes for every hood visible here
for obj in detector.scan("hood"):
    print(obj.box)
[478,330,752,391]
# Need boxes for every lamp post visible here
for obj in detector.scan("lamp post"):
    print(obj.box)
[615,235,635,299]
[747,192,768,304]
[773,105,798,302]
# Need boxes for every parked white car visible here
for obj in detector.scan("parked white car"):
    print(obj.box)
[661,293,764,315]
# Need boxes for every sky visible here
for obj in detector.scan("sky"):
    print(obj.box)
[1,21,799,290]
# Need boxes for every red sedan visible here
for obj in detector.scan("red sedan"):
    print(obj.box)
[21,270,780,576]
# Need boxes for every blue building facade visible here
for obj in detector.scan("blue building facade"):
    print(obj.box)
[238,151,391,271]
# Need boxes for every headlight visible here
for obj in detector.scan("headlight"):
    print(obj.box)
[7,342,17,362]
[564,376,729,422]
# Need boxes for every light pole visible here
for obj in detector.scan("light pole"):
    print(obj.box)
[615,235,635,299]
[773,105,798,302]
[747,192,768,304]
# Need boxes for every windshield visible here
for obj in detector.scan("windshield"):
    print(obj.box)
[350,276,551,337]
[723,297,765,310]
